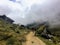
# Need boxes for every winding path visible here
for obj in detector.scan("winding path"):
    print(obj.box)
[23,32,46,45]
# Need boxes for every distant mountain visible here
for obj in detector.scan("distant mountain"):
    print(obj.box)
[0,15,14,23]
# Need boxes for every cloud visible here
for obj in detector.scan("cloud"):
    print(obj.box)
[0,0,60,28]
[0,0,23,15]
[0,0,11,15]
[8,0,60,27]
[25,0,60,27]
[0,5,11,15]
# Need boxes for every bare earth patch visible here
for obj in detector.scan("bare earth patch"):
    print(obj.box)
[23,32,46,45]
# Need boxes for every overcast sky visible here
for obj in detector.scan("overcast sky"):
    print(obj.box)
[0,0,60,27]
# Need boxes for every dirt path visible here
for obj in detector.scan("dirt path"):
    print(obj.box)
[23,32,46,45]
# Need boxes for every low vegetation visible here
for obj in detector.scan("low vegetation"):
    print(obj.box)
[0,19,60,45]
[35,24,60,45]
[0,19,30,45]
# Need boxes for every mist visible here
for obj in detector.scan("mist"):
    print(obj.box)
[25,0,60,28]
[0,0,60,28]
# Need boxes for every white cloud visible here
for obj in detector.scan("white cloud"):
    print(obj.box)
[0,0,60,27]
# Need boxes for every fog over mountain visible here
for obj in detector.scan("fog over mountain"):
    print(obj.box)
[0,0,60,27]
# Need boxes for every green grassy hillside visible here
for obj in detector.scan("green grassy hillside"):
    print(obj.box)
[0,19,30,45]
[35,25,60,45]
[0,19,60,45]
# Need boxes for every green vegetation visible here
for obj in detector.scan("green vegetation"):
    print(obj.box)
[0,19,60,45]
[0,19,30,45]
[49,27,60,36]
[38,36,60,45]
[35,24,60,45]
